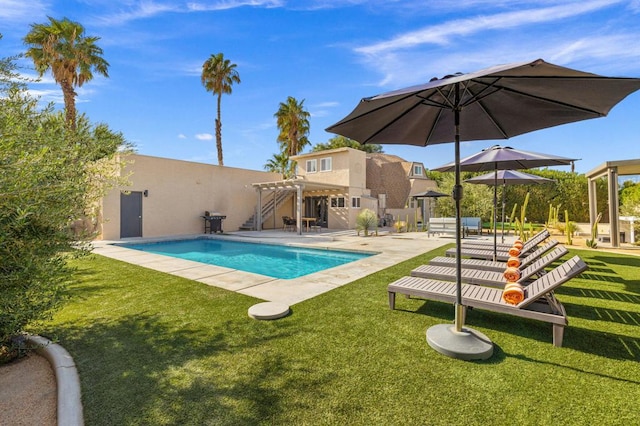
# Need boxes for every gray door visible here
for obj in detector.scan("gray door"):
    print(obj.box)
[120,191,143,238]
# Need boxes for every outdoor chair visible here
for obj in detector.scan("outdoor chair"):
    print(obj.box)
[282,216,296,232]
[461,228,550,251]
[445,229,550,261]
[388,255,588,347]
[411,246,568,287]
[428,240,560,272]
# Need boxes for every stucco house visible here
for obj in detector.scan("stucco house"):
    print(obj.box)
[99,148,438,239]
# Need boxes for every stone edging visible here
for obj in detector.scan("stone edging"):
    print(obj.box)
[26,335,84,426]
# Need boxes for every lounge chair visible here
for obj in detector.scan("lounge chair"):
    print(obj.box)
[411,246,568,287]
[388,255,588,347]
[445,230,551,261]
[459,229,550,252]
[428,240,561,272]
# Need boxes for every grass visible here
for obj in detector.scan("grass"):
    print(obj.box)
[39,246,639,425]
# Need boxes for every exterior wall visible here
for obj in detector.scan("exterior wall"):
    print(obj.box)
[292,148,369,229]
[100,154,282,240]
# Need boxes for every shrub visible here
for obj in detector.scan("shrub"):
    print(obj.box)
[0,64,129,363]
[356,209,378,236]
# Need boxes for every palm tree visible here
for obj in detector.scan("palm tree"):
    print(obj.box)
[201,53,240,166]
[274,96,310,157]
[312,135,383,153]
[264,152,294,179]
[24,17,109,131]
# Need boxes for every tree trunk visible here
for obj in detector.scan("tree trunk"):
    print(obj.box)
[61,80,77,131]
[216,94,224,166]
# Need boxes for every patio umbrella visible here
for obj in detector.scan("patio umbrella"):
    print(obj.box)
[326,58,640,360]
[412,190,449,225]
[434,144,573,256]
[464,169,555,243]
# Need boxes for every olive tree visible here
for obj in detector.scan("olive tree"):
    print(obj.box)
[0,49,130,362]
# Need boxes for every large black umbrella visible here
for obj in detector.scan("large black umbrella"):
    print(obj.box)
[326,58,640,360]
[412,190,449,225]
[464,168,555,244]
[434,144,573,257]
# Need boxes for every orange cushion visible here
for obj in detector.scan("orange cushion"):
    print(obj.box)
[503,267,521,282]
[508,246,521,257]
[503,282,525,305]
[506,256,521,268]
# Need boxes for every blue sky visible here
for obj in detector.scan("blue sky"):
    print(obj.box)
[2,0,640,174]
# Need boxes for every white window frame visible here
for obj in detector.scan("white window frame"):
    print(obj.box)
[331,196,346,208]
[306,159,317,173]
[320,157,332,172]
[413,164,423,176]
[351,196,361,208]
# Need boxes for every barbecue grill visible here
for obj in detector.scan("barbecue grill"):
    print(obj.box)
[202,211,226,233]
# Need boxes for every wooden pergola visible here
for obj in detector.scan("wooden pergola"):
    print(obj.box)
[586,159,640,247]
[251,178,347,235]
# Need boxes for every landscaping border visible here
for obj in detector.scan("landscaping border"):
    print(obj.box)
[26,335,83,426]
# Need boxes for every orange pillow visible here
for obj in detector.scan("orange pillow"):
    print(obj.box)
[506,256,521,268]
[513,241,524,250]
[508,246,521,257]
[503,282,525,305]
[503,267,521,282]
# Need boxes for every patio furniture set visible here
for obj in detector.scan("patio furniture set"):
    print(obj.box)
[387,229,589,347]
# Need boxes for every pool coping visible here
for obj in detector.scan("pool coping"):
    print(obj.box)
[91,230,455,305]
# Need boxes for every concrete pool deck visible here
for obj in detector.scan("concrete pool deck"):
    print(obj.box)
[91,229,464,305]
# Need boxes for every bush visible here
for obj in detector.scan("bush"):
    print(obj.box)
[0,67,129,363]
[356,209,378,236]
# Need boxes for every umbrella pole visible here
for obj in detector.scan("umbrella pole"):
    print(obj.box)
[425,83,493,360]
[453,98,463,333]
[493,169,498,262]
[501,184,506,244]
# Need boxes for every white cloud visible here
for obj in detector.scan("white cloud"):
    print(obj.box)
[195,133,214,140]
[187,0,284,12]
[93,1,182,26]
[356,0,621,56]
[312,101,339,108]
[178,133,187,139]
[0,0,47,21]
[349,0,639,88]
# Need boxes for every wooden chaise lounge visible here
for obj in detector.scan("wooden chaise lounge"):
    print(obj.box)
[429,240,559,272]
[445,230,551,261]
[460,228,550,251]
[411,246,569,287]
[388,256,588,347]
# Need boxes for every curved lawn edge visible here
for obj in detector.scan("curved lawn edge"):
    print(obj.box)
[26,335,84,426]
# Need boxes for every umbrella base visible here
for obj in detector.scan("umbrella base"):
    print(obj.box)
[426,323,493,360]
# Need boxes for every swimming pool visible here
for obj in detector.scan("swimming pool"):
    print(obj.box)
[119,238,375,279]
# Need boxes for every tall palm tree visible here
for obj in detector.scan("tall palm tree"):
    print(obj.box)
[24,17,109,131]
[264,152,294,179]
[274,96,310,157]
[201,53,240,166]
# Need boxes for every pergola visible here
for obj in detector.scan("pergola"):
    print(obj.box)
[251,178,347,235]
[586,159,640,247]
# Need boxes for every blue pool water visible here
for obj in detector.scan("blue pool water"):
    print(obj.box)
[119,238,374,279]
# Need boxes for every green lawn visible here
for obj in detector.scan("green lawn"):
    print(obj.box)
[40,246,639,425]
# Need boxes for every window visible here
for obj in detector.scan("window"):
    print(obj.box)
[413,164,423,176]
[351,197,361,208]
[331,196,345,208]
[320,157,332,172]
[306,159,317,173]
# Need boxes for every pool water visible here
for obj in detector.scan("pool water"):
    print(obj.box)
[119,238,374,279]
